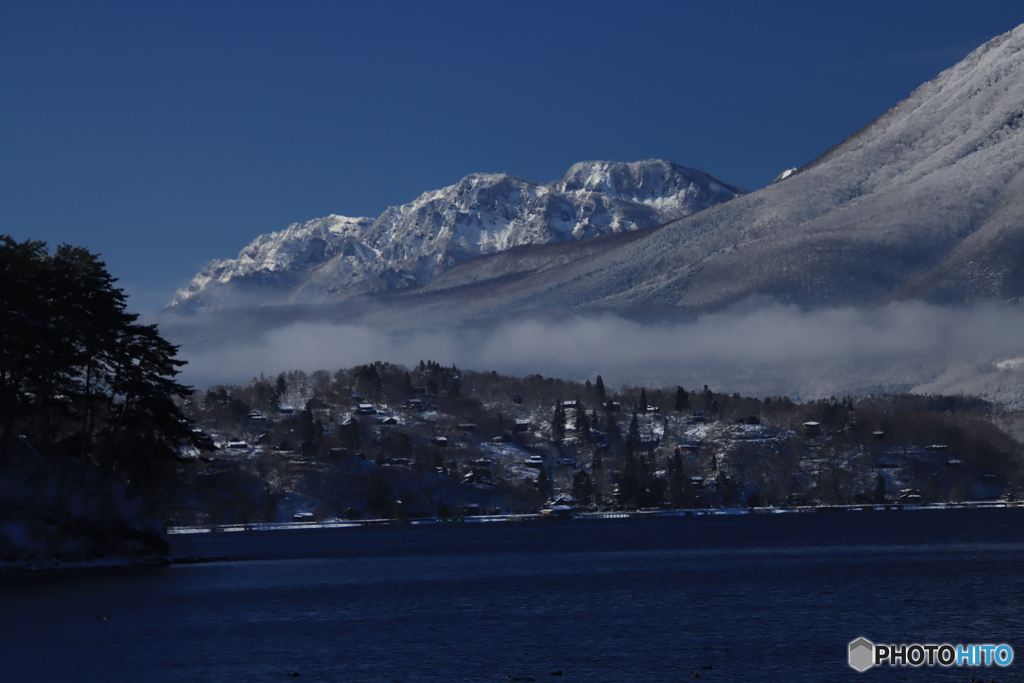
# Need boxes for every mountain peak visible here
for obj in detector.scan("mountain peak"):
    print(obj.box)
[168,160,742,312]
[559,159,742,198]
[465,22,1024,314]
[164,26,1024,409]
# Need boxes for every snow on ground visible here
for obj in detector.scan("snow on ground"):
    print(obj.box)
[484,441,540,482]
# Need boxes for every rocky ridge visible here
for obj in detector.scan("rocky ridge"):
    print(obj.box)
[169,160,742,311]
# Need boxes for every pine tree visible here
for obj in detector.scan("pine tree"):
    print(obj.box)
[576,405,591,443]
[619,443,639,509]
[604,411,620,440]
[572,469,592,505]
[551,401,566,441]
[595,375,605,399]
[675,386,690,412]
[669,450,685,507]
[0,236,211,513]
[628,412,641,445]
[536,464,550,497]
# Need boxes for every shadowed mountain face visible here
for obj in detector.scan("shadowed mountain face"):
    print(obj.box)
[395,24,1024,320]
[168,160,742,312]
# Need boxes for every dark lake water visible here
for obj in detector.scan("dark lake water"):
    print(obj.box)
[2,508,1024,682]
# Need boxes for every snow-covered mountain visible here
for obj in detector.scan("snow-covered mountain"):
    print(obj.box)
[172,24,1024,320]
[168,160,742,311]
[163,25,1024,406]
[387,23,1024,319]
[474,23,1024,314]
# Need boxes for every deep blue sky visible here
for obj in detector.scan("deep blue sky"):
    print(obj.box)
[3,1,1023,312]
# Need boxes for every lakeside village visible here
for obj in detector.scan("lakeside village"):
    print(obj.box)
[6,241,1019,566]
[172,361,1024,529]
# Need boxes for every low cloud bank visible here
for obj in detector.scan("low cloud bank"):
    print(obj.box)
[174,301,1024,402]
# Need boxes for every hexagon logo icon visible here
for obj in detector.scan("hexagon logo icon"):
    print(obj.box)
[849,638,874,672]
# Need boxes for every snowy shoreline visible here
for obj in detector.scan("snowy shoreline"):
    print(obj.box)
[167,498,1022,536]
[3,501,1017,576]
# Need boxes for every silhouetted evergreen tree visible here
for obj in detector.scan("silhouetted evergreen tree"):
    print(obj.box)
[669,450,685,507]
[551,401,566,441]
[572,469,592,505]
[675,386,690,412]
[353,363,382,397]
[202,388,250,429]
[536,464,550,497]
[619,445,640,509]
[628,412,641,445]
[0,236,211,514]
[604,411,621,440]
[576,405,591,443]
[298,409,317,442]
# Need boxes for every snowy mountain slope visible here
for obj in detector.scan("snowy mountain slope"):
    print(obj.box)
[171,215,378,309]
[297,24,1024,328]
[470,23,1024,314]
[168,160,742,311]
[161,25,1024,406]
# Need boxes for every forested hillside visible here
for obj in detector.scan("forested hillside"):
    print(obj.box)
[177,361,1024,526]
